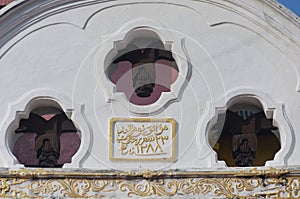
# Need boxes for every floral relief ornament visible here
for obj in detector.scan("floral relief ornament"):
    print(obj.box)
[0,168,298,198]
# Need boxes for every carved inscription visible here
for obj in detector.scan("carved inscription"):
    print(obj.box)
[110,118,175,161]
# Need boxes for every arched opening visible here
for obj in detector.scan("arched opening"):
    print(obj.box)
[210,98,281,167]
[106,29,179,105]
[12,103,81,168]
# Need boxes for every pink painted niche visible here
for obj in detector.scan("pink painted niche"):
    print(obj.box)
[109,49,179,105]
[13,113,80,167]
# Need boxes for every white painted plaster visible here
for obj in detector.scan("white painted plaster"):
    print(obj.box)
[0,0,300,170]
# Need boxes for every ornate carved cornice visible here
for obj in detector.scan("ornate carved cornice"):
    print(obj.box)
[0,167,299,198]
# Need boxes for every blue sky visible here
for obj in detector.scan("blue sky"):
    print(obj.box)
[277,0,300,16]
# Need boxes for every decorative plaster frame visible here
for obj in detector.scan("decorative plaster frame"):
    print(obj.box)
[0,167,298,198]
[109,118,176,162]
[0,89,92,168]
[198,88,294,167]
[95,20,190,115]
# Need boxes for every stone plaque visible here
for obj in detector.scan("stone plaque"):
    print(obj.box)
[109,118,176,161]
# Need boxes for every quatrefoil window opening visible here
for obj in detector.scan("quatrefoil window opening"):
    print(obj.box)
[107,40,179,105]
[13,107,81,168]
[211,101,281,167]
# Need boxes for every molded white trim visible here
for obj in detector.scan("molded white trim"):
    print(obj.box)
[0,89,91,168]
[94,21,191,115]
[199,88,294,167]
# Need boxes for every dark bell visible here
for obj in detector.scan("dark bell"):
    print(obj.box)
[135,83,155,97]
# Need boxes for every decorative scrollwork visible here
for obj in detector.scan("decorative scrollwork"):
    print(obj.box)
[0,168,299,198]
[0,178,35,198]
[25,179,118,198]
[120,179,178,197]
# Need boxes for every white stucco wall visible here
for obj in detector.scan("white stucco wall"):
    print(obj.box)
[0,0,300,170]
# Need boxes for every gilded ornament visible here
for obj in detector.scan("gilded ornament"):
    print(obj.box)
[237,167,289,177]
[0,168,299,198]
